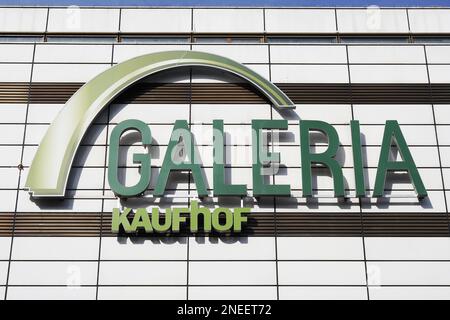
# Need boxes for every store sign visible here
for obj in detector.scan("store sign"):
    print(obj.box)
[112,201,250,234]
[25,51,428,234]
[107,118,426,199]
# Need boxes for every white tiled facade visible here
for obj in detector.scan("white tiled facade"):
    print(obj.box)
[0,7,449,300]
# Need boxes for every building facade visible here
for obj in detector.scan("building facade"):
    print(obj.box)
[0,6,450,300]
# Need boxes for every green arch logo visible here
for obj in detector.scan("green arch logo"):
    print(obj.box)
[25,50,296,197]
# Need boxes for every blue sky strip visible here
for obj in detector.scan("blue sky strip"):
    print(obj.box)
[0,0,449,7]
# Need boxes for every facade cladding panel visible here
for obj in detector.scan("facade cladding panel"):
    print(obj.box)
[0,6,448,300]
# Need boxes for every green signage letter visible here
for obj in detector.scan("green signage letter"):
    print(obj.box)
[213,120,247,196]
[300,120,345,197]
[108,119,152,197]
[373,120,427,198]
[154,120,207,197]
[351,120,367,197]
[252,120,291,196]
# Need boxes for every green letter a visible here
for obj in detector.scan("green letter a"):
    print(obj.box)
[373,120,427,198]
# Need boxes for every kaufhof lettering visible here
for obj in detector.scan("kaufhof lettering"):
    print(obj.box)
[107,118,427,199]
[112,201,250,234]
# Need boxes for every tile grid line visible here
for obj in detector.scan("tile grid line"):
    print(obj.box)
[267,36,280,301]
[423,45,450,234]
[345,44,370,300]
[8,259,450,262]
[334,8,340,43]
[9,284,450,288]
[406,8,412,37]
[4,42,37,300]
[187,33,194,299]
[43,7,49,43]
[94,42,115,300]
[118,8,122,36]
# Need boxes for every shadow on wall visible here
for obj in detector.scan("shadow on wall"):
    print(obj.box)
[115,235,248,245]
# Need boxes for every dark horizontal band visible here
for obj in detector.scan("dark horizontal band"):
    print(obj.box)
[1,212,449,237]
[1,82,450,105]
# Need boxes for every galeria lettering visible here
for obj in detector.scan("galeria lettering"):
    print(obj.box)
[107,119,427,199]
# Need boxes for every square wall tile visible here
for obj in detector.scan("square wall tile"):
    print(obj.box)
[425,46,450,63]
[409,9,450,33]
[277,237,364,260]
[365,238,450,261]
[348,46,425,64]
[32,64,110,82]
[100,237,187,260]
[271,65,349,83]
[113,44,190,64]
[270,46,347,64]
[265,9,336,33]
[121,9,191,33]
[47,8,119,33]
[99,261,187,285]
[369,287,450,300]
[367,262,450,285]
[189,286,277,300]
[0,238,11,260]
[428,65,450,83]
[350,65,428,83]
[279,286,367,300]
[34,44,112,63]
[189,237,275,260]
[0,261,8,285]
[0,64,31,82]
[337,9,409,33]
[12,237,99,261]
[0,44,34,63]
[8,261,98,286]
[98,286,186,300]
[0,8,47,32]
[192,45,268,64]
[278,262,367,285]
[193,9,264,33]
[189,261,276,285]
[7,287,96,300]
[0,105,26,124]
